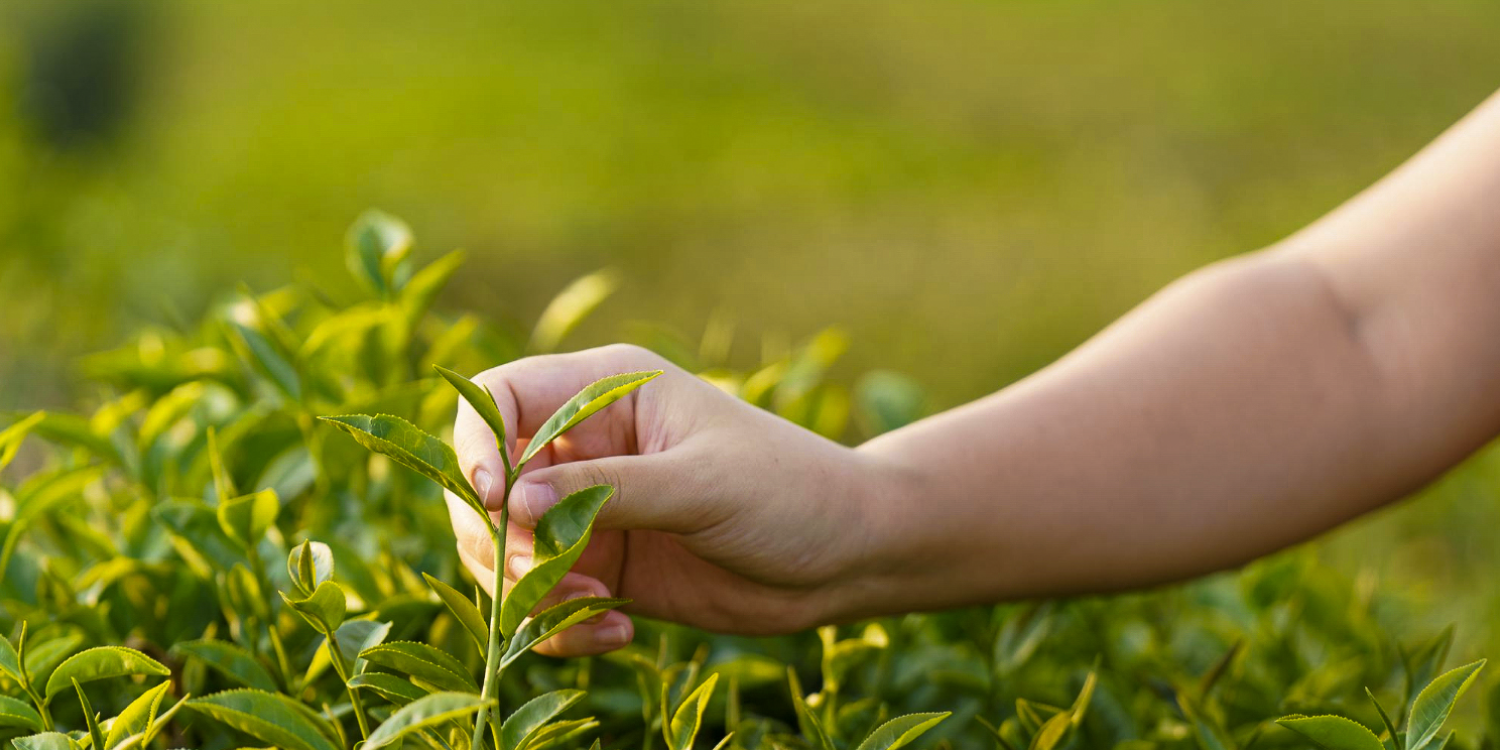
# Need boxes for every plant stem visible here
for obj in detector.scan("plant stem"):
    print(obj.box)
[471,469,516,750]
[327,631,371,741]
[26,686,52,731]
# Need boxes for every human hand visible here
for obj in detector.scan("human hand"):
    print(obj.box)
[447,345,903,657]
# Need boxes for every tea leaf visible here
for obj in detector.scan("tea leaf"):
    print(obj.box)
[522,716,600,749]
[186,689,340,750]
[788,668,834,750]
[434,365,509,472]
[1408,660,1485,750]
[0,694,43,732]
[319,414,481,509]
[853,712,951,750]
[0,411,44,471]
[153,500,246,573]
[172,639,279,692]
[207,426,237,501]
[1277,715,1385,750]
[1031,711,1071,750]
[225,315,302,402]
[288,540,335,596]
[346,209,414,299]
[73,680,105,750]
[666,673,719,750]
[45,647,170,699]
[502,689,586,750]
[216,489,279,550]
[359,641,479,694]
[500,597,630,670]
[530,269,619,354]
[105,680,172,750]
[423,572,488,652]
[365,691,494,749]
[24,633,84,696]
[349,672,429,707]
[517,371,662,467]
[281,580,348,636]
[1367,689,1403,750]
[0,634,24,688]
[400,250,466,327]
[500,485,615,637]
[10,732,80,750]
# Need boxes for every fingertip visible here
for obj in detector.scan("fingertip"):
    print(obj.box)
[533,611,634,658]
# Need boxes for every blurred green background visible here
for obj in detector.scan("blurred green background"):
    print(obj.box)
[3,0,1500,650]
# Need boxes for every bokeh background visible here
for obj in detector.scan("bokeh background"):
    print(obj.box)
[4,0,1500,657]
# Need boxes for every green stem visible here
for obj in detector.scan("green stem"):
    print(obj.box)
[327,631,371,742]
[27,686,52,731]
[471,470,516,750]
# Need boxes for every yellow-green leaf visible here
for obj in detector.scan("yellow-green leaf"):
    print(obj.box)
[366,692,494,750]
[45,647,170,700]
[517,371,662,467]
[499,485,614,637]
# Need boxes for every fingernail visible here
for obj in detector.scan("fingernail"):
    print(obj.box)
[507,554,533,578]
[474,469,495,507]
[595,622,631,647]
[516,481,558,522]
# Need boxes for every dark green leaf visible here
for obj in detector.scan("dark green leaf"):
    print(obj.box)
[319,414,480,509]
[186,689,339,750]
[434,366,509,472]
[423,572,488,652]
[365,692,494,750]
[172,640,278,692]
[359,642,479,694]
[349,673,429,707]
[517,371,661,467]
[499,485,615,637]
[45,647,170,700]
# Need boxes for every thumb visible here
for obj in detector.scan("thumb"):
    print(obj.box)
[510,452,715,534]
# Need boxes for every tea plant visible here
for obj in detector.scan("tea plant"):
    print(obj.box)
[0,210,1492,750]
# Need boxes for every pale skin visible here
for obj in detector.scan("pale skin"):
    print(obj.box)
[448,88,1500,657]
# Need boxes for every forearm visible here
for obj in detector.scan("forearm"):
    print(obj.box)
[844,89,1500,617]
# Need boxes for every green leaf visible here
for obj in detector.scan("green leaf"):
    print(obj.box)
[500,597,629,670]
[24,633,84,696]
[434,366,509,471]
[45,647,170,700]
[0,411,44,471]
[787,668,834,750]
[1408,660,1485,750]
[423,572,488,652]
[288,540,335,596]
[349,673,429,707]
[1031,711,1071,750]
[400,250,467,328]
[281,580,348,635]
[319,414,481,509]
[225,313,302,402]
[522,717,600,750]
[1277,715,1385,750]
[0,694,43,732]
[1367,689,1403,750]
[359,641,479,694]
[517,371,662,467]
[0,634,24,688]
[365,692,494,750]
[346,209,414,298]
[853,712,951,750]
[502,690,586,750]
[153,500,246,574]
[207,426,237,501]
[73,680,105,750]
[185,689,339,750]
[11,732,80,750]
[500,485,616,637]
[666,674,719,750]
[216,489,279,550]
[530,270,619,354]
[105,680,172,750]
[172,639,279,692]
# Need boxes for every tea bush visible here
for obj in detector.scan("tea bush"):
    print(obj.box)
[0,211,1490,750]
